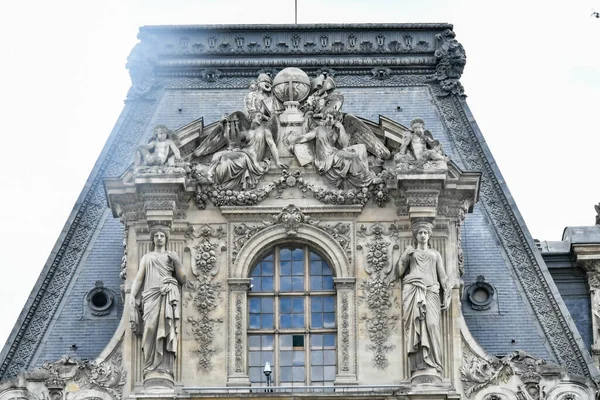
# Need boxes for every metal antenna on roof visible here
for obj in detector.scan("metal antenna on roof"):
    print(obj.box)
[295,0,298,24]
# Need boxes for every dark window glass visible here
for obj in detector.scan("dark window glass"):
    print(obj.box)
[248,246,336,387]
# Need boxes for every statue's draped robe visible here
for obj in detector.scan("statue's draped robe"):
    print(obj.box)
[401,248,447,372]
[140,252,181,373]
[210,127,270,190]
[314,127,374,189]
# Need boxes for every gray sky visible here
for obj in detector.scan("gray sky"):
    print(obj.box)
[0,0,598,354]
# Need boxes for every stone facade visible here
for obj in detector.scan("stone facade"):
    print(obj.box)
[0,24,597,400]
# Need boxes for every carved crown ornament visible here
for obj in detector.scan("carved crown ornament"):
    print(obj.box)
[106,67,480,218]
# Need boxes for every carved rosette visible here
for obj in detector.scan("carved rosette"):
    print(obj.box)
[185,225,225,372]
[358,224,400,369]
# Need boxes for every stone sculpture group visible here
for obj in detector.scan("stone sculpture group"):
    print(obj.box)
[131,67,452,383]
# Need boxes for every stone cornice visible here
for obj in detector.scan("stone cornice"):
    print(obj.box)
[139,23,454,32]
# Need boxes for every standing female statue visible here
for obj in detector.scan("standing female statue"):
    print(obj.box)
[129,226,186,378]
[390,221,450,378]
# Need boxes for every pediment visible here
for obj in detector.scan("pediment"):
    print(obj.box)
[106,67,481,219]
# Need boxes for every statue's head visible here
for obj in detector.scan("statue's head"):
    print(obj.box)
[410,118,425,134]
[149,225,170,251]
[256,73,273,92]
[411,220,433,246]
[153,125,171,142]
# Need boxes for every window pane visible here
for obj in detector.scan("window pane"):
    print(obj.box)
[248,336,260,348]
[251,265,261,276]
[249,367,262,382]
[292,248,304,260]
[292,276,304,291]
[324,366,336,381]
[280,298,292,313]
[312,335,323,347]
[311,365,324,381]
[281,366,292,381]
[323,276,334,290]
[324,313,335,328]
[292,350,304,366]
[262,261,273,275]
[280,276,292,292]
[323,296,335,312]
[280,260,291,275]
[293,298,304,312]
[292,261,304,275]
[292,335,304,347]
[249,298,261,313]
[280,335,292,348]
[322,263,333,275]
[293,366,305,381]
[312,313,323,328]
[280,248,292,260]
[263,335,274,349]
[324,350,336,365]
[262,314,273,328]
[310,276,322,290]
[311,297,322,312]
[310,260,322,275]
[281,314,292,328]
[280,351,292,366]
[261,277,273,291]
[262,297,273,310]
[323,334,335,347]
[310,251,321,261]
[249,351,261,366]
[311,350,323,364]
[292,314,304,328]
[249,315,260,329]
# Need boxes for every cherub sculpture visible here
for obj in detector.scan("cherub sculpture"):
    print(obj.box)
[136,125,181,166]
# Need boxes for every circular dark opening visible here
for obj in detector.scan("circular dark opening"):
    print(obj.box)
[472,288,489,303]
[91,292,109,308]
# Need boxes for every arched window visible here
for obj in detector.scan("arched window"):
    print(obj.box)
[248,245,336,387]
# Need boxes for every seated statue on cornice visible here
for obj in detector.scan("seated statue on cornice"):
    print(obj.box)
[135,125,181,166]
[393,118,449,173]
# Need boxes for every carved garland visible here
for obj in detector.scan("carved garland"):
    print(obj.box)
[185,225,225,372]
[193,170,389,210]
[358,224,400,369]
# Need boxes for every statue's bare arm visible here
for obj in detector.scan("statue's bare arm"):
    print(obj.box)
[289,129,317,145]
[436,252,451,309]
[168,140,181,160]
[335,121,350,148]
[265,130,288,169]
[129,261,147,308]
[169,251,186,286]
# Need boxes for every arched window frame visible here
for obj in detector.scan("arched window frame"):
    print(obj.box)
[227,223,357,387]
[247,245,336,387]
